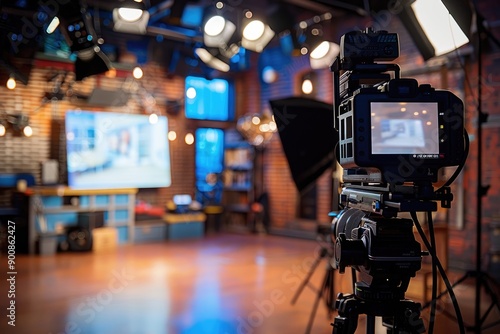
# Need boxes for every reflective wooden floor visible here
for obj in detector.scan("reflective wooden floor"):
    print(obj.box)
[1,233,499,334]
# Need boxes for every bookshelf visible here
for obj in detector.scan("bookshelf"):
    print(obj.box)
[223,130,254,231]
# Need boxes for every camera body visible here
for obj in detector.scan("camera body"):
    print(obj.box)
[338,79,465,184]
[334,28,465,185]
[330,28,466,303]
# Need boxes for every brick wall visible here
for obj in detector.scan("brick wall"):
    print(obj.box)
[0,58,194,208]
[239,47,335,228]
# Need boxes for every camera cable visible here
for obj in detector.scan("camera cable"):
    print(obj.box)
[411,211,466,334]
[437,128,470,193]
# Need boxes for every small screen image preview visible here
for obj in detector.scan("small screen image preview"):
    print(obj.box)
[371,102,439,154]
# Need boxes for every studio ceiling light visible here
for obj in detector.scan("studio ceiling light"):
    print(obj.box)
[118,8,143,22]
[113,1,150,34]
[195,47,236,72]
[242,16,275,53]
[59,3,112,80]
[205,15,226,36]
[310,41,340,69]
[202,4,238,49]
[46,16,60,34]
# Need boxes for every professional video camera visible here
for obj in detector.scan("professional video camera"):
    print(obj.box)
[329,28,467,333]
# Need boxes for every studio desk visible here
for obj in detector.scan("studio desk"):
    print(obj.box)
[25,187,206,255]
[135,212,206,243]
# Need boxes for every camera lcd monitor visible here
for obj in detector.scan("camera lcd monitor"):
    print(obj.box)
[65,111,171,189]
[370,102,439,155]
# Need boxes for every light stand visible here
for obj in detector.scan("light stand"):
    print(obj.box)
[426,13,500,333]
[467,16,500,333]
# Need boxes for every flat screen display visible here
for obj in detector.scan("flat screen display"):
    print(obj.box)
[185,76,233,121]
[65,111,171,189]
[371,102,439,155]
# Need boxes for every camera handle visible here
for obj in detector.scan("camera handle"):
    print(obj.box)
[332,293,425,334]
[332,57,401,130]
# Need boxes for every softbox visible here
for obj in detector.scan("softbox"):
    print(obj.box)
[270,97,338,193]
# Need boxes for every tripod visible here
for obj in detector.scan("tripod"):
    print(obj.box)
[333,286,425,334]
[291,228,336,334]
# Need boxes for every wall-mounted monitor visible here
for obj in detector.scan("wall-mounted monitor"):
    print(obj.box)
[65,110,171,189]
[184,76,234,121]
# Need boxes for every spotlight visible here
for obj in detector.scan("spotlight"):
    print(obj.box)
[202,5,238,48]
[265,3,300,55]
[399,0,471,60]
[46,16,60,34]
[113,0,150,35]
[301,25,325,56]
[0,123,6,136]
[310,41,340,69]
[242,11,275,52]
[195,47,237,72]
[59,4,97,52]
[59,3,112,80]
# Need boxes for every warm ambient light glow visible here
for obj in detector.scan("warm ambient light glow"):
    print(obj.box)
[0,124,5,136]
[23,125,33,137]
[411,0,469,56]
[6,77,16,90]
[118,8,144,22]
[302,79,313,94]
[204,16,226,36]
[262,66,278,83]
[168,131,177,141]
[133,67,143,79]
[149,113,158,124]
[185,133,194,145]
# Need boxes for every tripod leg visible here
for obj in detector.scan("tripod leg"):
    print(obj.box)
[291,247,328,305]
[326,266,336,316]
[305,265,332,334]
[478,273,500,329]
[366,315,376,334]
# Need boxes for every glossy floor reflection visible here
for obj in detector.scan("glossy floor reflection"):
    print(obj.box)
[1,233,499,334]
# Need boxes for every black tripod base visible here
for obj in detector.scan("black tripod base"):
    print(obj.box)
[332,294,425,334]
